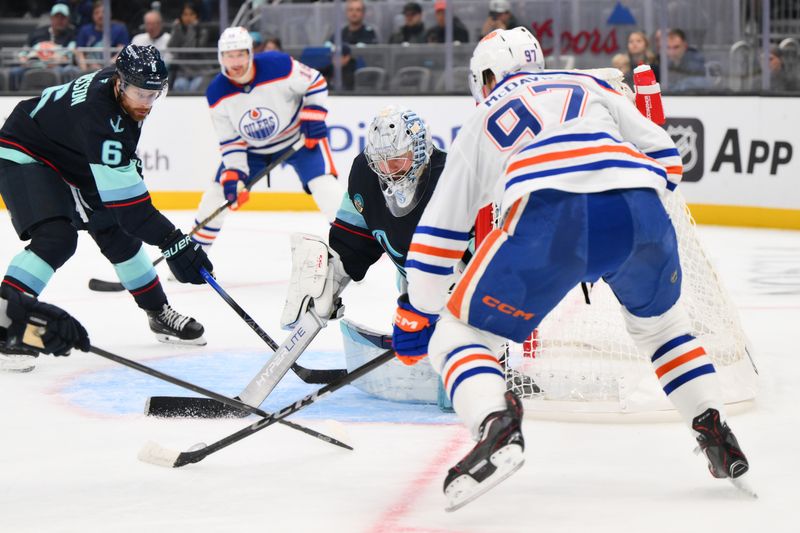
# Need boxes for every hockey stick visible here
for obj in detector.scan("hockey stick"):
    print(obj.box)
[87,139,305,292]
[200,267,347,385]
[86,346,350,450]
[139,348,395,468]
[146,302,330,417]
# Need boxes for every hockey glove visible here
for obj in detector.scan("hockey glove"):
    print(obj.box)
[299,105,328,149]
[220,169,249,210]
[160,229,214,284]
[392,293,438,366]
[4,290,89,356]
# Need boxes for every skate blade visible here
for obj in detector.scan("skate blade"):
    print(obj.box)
[730,472,758,499]
[445,444,524,512]
[154,334,207,346]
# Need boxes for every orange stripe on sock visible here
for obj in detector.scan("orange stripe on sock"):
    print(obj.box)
[443,353,499,389]
[655,347,707,378]
[447,228,503,319]
[506,144,657,174]
[408,243,463,259]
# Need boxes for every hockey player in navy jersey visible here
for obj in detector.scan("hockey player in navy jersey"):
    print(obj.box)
[190,27,344,253]
[394,28,752,510]
[0,44,212,363]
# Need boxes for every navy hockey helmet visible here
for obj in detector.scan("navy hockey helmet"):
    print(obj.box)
[115,44,168,92]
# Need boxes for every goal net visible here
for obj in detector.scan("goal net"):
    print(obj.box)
[479,190,758,414]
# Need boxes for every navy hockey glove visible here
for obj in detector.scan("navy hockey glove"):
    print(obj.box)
[160,229,214,284]
[4,290,90,356]
[392,293,439,366]
[220,169,249,210]
[299,105,328,149]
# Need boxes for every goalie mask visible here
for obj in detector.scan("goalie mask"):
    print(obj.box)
[365,106,433,218]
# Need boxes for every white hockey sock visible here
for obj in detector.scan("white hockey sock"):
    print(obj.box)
[429,312,508,440]
[192,182,228,248]
[651,334,724,425]
[307,174,344,222]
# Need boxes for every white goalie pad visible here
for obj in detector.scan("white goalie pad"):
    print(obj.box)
[340,318,440,404]
[281,233,349,330]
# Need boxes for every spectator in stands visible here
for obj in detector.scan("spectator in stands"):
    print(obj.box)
[426,0,469,44]
[11,3,79,90]
[131,10,170,55]
[265,37,283,52]
[329,0,378,46]
[390,2,426,45]
[481,0,522,38]
[64,0,93,29]
[168,1,212,92]
[75,0,130,72]
[769,45,797,91]
[321,43,356,91]
[611,52,632,86]
[250,31,266,53]
[627,29,658,83]
[666,28,709,92]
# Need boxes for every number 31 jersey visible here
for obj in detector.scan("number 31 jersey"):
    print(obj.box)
[405,69,684,314]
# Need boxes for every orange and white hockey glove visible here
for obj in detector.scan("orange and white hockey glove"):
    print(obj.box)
[220,169,249,210]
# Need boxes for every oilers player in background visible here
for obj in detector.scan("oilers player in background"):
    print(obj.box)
[0,45,213,366]
[191,27,343,254]
[393,28,752,510]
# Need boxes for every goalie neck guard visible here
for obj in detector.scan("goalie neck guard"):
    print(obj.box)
[365,106,433,218]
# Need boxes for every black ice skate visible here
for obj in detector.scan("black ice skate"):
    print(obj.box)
[692,408,756,497]
[147,304,206,346]
[0,334,38,373]
[444,391,525,512]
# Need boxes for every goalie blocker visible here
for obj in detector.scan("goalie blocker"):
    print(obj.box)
[281,233,350,330]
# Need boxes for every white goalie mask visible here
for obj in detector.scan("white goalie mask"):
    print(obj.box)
[218,26,253,81]
[469,27,545,103]
[365,106,433,217]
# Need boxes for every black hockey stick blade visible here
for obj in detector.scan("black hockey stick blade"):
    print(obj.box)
[138,349,395,468]
[290,363,348,384]
[87,278,125,292]
[145,396,249,418]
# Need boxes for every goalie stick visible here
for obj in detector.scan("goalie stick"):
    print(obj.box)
[139,348,395,468]
[87,138,304,292]
[145,269,347,418]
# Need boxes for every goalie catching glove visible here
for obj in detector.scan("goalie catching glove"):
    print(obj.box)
[1,290,89,356]
[280,233,350,329]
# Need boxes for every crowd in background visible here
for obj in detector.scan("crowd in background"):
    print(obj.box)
[0,0,798,94]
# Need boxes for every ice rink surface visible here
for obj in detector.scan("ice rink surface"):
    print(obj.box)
[0,209,797,533]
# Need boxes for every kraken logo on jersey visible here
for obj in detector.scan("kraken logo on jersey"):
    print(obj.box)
[238,107,280,141]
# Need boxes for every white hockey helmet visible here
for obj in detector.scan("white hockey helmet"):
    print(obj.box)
[468,27,545,102]
[218,26,253,78]
[365,105,433,217]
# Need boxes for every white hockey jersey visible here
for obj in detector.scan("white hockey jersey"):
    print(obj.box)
[205,51,328,175]
[405,70,684,314]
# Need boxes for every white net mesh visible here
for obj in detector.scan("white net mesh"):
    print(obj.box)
[498,190,758,413]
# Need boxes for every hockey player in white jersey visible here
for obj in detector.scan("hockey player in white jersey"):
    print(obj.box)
[393,28,752,510]
[191,27,343,251]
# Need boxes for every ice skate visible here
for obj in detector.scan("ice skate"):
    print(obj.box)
[692,408,755,497]
[147,304,206,346]
[444,391,525,512]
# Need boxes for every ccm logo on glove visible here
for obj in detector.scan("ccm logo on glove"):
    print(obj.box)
[392,294,438,366]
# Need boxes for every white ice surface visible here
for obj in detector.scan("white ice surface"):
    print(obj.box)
[0,210,797,533]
